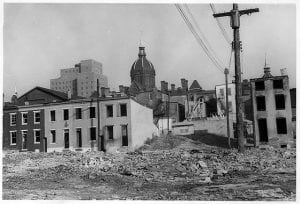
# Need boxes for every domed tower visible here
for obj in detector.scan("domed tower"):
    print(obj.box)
[130,46,156,91]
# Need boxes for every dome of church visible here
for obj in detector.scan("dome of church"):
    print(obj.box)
[130,46,156,91]
[130,47,155,77]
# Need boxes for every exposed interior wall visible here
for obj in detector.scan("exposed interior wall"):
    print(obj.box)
[130,100,154,150]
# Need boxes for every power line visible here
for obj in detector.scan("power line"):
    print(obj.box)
[175,4,224,73]
[183,4,225,68]
[210,4,232,45]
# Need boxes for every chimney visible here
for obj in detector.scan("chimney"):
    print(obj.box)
[67,90,72,99]
[171,84,175,92]
[181,78,188,91]
[119,85,124,93]
[101,87,106,97]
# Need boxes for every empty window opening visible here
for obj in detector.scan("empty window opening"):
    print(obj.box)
[90,107,96,118]
[275,94,285,110]
[107,126,114,140]
[51,130,56,143]
[50,110,56,121]
[75,108,82,119]
[106,105,113,117]
[90,127,96,141]
[63,109,69,120]
[255,81,265,91]
[276,118,287,134]
[273,79,283,89]
[120,104,127,117]
[76,128,82,147]
[258,118,268,142]
[256,96,266,111]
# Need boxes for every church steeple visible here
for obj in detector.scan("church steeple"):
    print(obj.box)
[263,53,272,78]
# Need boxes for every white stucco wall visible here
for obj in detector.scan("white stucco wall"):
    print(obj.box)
[130,99,154,150]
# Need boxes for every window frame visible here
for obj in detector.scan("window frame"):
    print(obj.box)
[90,127,97,141]
[50,129,56,144]
[107,125,114,140]
[75,107,82,120]
[255,81,265,91]
[273,79,284,89]
[50,110,56,122]
[63,109,69,121]
[106,105,113,118]
[275,94,285,110]
[276,117,287,134]
[10,113,17,126]
[10,130,17,145]
[34,111,41,124]
[34,129,41,144]
[21,112,28,125]
[89,107,96,119]
[120,103,127,117]
[256,96,266,111]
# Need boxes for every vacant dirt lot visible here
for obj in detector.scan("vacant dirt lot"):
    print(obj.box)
[2,135,296,200]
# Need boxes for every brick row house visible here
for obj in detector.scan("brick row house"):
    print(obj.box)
[3,87,154,153]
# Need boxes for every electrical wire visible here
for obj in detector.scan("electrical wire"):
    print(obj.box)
[183,4,225,68]
[210,4,232,45]
[175,4,225,73]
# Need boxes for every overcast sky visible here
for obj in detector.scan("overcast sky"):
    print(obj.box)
[3,3,296,101]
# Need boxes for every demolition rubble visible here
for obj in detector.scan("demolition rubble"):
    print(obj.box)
[3,135,296,200]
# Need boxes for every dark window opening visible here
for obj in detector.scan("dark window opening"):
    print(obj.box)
[63,109,69,120]
[275,94,285,110]
[276,118,287,134]
[273,79,283,89]
[75,108,82,119]
[107,126,114,140]
[258,118,268,142]
[51,130,56,143]
[76,128,82,147]
[35,130,40,143]
[122,125,128,146]
[107,105,113,117]
[281,144,287,148]
[90,127,96,141]
[256,96,266,111]
[255,81,265,91]
[89,107,96,118]
[120,104,127,117]
[50,110,56,121]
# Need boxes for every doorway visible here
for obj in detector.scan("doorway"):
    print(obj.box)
[76,128,82,148]
[64,129,69,149]
[22,131,27,150]
[43,137,47,152]
[122,125,128,146]
[258,119,268,142]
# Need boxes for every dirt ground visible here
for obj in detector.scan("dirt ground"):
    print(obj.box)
[2,135,296,200]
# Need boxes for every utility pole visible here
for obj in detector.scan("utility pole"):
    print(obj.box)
[167,90,170,133]
[97,79,105,152]
[213,4,259,152]
[224,68,231,148]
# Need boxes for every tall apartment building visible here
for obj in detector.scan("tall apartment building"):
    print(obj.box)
[50,59,108,98]
[250,65,293,148]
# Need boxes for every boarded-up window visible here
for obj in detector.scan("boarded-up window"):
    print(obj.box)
[276,118,287,134]
[275,94,285,110]
[256,96,266,111]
